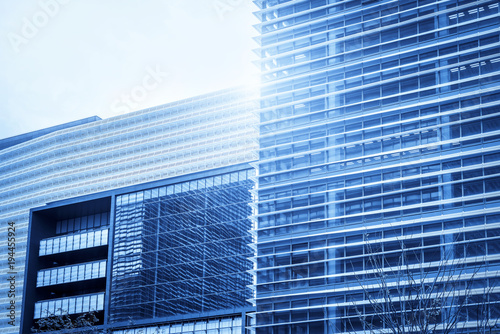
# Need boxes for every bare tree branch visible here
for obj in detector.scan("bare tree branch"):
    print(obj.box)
[336,233,499,334]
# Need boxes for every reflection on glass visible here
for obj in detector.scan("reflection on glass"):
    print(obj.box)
[39,229,109,256]
[33,293,104,319]
[36,261,106,287]
[110,170,254,322]
[112,316,242,334]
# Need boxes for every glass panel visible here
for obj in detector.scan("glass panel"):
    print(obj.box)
[109,172,254,322]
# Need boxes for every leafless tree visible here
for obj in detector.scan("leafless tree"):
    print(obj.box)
[32,309,103,334]
[334,234,500,334]
[32,310,162,333]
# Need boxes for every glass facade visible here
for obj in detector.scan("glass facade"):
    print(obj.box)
[33,293,105,319]
[253,0,500,333]
[3,88,256,334]
[39,228,109,256]
[55,212,110,234]
[109,169,255,323]
[36,260,107,287]
[113,316,243,334]
[23,199,111,332]
[12,1,500,332]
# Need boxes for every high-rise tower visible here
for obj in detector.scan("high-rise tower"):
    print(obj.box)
[253,1,500,332]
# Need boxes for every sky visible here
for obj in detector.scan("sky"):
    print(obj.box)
[0,1,259,139]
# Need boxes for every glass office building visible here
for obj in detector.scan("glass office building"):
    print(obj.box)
[24,165,255,333]
[0,88,258,334]
[110,170,254,323]
[252,0,500,333]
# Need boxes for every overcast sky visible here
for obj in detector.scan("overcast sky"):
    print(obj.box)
[0,1,259,139]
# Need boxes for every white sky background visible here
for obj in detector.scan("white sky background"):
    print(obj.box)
[0,0,259,139]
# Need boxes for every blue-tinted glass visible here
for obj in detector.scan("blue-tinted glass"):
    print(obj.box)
[255,0,500,332]
[110,170,254,322]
